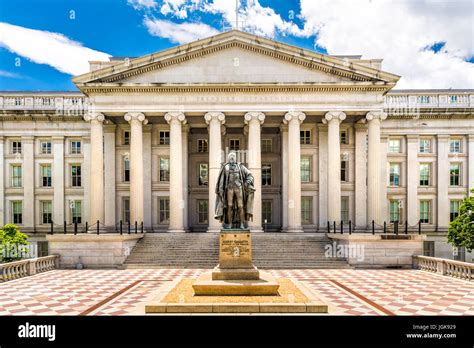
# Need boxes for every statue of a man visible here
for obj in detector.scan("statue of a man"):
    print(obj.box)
[215,152,255,229]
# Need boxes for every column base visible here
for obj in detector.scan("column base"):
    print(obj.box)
[249,226,264,233]
[167,228,186,233]
[207,227,221,233]
[286,226,303,233]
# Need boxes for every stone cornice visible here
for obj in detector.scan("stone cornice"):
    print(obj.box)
[78,83,393,95]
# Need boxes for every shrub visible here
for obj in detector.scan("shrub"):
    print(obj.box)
[0,224,29,262]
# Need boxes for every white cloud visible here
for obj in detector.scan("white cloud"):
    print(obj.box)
[299,0,474,89]
[0,22,110,76]
[0,70,23,79]
[144,18,220,44]
[127,0,157,10]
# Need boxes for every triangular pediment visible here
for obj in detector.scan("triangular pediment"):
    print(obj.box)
[73,30,400,89]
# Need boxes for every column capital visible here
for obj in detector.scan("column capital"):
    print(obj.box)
[284,111,306,124]
[204,112,225,125]
[244,111,265,125]
[366,111,387,121]
[125,112,148,124]
[84,112,105,123]
[324,111,346,123]
[164,111,186,125]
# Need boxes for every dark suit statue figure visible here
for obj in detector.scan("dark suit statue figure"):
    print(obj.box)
[215,152,255,229]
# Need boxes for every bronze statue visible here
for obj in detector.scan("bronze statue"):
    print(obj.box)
[215,152,255,229]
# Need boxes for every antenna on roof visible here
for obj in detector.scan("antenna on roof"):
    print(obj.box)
[235,0,239,30]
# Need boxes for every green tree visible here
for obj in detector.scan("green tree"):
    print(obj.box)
[447,190,474,253]
[0,224,29,263]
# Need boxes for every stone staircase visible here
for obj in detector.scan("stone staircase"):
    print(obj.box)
[122,233,350,269]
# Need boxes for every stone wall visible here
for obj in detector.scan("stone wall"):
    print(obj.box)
[46,234,143,268]
[327,234,425,268]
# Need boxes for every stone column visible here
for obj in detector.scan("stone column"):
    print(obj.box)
[354,122,368,228]
[204,112,225,232]
[318,123,328,227]
[22,136,34,228]
[124,112,147,225]
[280,124,289,231]
[366,111,387,226]
[324,111,346,223]
[52,136,65,225]
[164,112,186,232]
[82,137,90,224]
[380,135,389,223]
[469,134,474,193]
[245,112,265,232]
[0,136,4,226]
[437,135,449,229]
[407,134,419,227]
[143,125,152,229]
[284,111,306,232]
[182,124,189,230]
[104,125,116,228]
[84,112,105,225]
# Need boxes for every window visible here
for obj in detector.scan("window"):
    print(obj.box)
[300,156,311,182]
[229,139,240,150]
[159,131,170,145]
[159,198,170,223]
[197,200,208,224]
[301,197,312,224]
[262,200,272,224]
[423,241,435,257]
[341,197,349,223]
[11,165,22,187]
[420,200,430,223]
[450,139,461,153]
[449,95,458,104]
[261,139,272,153]
[123,157,130,182]
[341,160,348,182]
[37,241,49,257]
[198,163,208,186]
[159,158,170,182]
[419,139,431,153]
[300,130,311,144]
[123,131,130,145]
[41,164,52,187]
[70,141,81,154]
[450,200,461,222]
[41,201,52,224]
[12,141,21,154]
[450,163,460,186]
[40,141,51,154]
[123,198,130,223]
[389,163,400,186]
[340,130,348,145]
[390,200,402,223]
[198,139,208,153]
[262,164,271,186]
[454,246,466,261]
[71,165,81,187]
[419,96,431,104]
[419,163,430,186]
[71,201,82,223]
[12,201,22,224]
[389,139,401,153]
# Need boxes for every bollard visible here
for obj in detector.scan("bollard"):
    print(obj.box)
[50,220,54,235]
[120,220,123,235]
[135,221,138,234]
[384,221,387,234]
[97,220,99,235]
[327,221,330,234]
[64,221,67,234]
[340,220,343,234]
[372,220,375,235]
[333,221,336,234]
[141,221,144,234]
[349,220,352,235]
[419,220,421,235]
[128,221,131,234]
[395,221,398,235]
[85,221,88,233]
[74,221,77,235]
[405,221,408,234]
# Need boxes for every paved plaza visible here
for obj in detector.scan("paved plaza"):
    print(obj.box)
[0,269,472,316]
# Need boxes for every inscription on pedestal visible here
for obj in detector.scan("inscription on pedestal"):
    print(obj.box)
[219,230,253,269]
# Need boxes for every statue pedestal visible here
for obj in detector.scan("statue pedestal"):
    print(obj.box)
[192,229,280,296]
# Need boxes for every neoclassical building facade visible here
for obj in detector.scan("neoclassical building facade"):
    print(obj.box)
[0,31,472,258]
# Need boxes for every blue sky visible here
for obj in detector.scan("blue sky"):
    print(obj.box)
[0,0,472,91]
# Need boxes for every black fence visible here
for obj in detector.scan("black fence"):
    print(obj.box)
[47,220,145,235]
[325,220,423,235]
